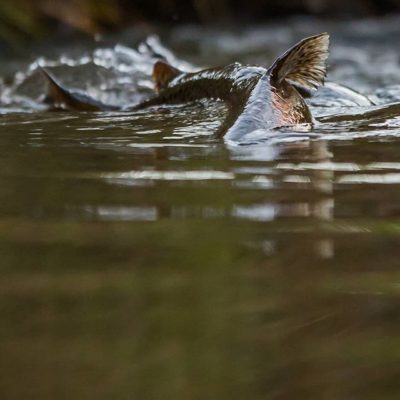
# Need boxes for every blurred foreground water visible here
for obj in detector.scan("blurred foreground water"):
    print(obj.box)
[2,17,400,399]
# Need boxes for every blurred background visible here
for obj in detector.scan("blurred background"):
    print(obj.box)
[3,0,400,47]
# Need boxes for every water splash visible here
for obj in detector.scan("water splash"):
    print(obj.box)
[1,26,400,146]
[0,35,196,112]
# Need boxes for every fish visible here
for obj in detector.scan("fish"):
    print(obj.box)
[41,33,330,140]
[39,66,119,111]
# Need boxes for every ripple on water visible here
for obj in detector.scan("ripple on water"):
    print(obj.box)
[3,22,400,400]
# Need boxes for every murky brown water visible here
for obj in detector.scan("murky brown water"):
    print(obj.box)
[2,17,400,399]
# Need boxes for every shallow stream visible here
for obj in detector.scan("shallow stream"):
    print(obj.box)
[2,17,400,399]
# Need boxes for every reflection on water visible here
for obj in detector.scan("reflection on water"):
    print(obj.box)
[3,17,400,400]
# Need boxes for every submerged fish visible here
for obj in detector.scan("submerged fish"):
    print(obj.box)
[41,33,330,140]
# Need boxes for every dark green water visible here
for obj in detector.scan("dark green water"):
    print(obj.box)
[2,18,400,399]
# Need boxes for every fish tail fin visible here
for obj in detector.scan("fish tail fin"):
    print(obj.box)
[152,61,182,92]
[268,33,330,96]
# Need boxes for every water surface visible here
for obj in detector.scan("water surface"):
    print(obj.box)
[2,17,400,399]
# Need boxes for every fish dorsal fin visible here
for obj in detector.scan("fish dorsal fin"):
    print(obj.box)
[152,61,182,92]
[39,66,69,101]
[39,66,115,111]
[268,33,329,95]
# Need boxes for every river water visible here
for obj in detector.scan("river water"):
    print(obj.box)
[2,17,400,399]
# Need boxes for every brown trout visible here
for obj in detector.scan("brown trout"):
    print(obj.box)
[41,33,330,140]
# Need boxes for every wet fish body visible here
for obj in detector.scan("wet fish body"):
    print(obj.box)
[41,33,330,139]
[133,63,277,139]
[138,33,329,140]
